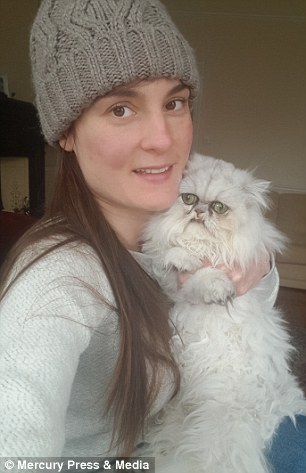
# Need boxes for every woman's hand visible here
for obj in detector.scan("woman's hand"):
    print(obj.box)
[178,255,271,297]
[215,257,271,296]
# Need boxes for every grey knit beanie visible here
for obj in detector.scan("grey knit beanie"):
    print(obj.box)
[30,0,200,146]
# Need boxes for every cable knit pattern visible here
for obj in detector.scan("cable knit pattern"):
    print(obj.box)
[0,241,278,457]
[30,0,200,146]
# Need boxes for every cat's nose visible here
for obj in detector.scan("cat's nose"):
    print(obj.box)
[195,208,206,220]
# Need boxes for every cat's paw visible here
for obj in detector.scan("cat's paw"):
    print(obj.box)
[164,247,201,272]
[202,272,236,305]
[178,267,235,305]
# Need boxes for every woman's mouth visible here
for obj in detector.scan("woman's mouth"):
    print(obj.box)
[134,166,170,175]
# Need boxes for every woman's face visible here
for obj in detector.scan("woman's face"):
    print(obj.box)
[60,78,193,234]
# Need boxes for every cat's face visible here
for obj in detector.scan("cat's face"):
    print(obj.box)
[178,191,233,237]
[172,154,270,240]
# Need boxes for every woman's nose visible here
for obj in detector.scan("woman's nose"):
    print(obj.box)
[140,113,173,153]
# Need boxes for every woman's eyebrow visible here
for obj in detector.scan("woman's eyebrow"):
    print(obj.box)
[104,83,189,100]
[167,83,190,95]
[104,88,138,99]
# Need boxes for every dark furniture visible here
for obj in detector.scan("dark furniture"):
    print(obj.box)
[0,211,37,266]
[0,94,45,216]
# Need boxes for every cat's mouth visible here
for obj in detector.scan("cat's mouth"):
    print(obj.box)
[191,216,205,223]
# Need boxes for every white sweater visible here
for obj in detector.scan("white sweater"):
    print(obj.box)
[0,241,279,458]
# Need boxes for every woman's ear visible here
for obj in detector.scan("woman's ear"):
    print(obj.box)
[59,131,75,151]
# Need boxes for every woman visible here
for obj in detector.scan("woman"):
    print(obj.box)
[0,0,305,470]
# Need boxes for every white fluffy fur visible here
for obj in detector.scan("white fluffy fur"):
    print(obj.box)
[141,154,306,473]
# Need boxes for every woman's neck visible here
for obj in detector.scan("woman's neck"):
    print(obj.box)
[100,204,153,251]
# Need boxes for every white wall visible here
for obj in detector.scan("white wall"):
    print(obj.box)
[0,0,40,102]
[164,0,306,192]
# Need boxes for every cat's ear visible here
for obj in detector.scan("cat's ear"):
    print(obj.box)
[245,178,271,209]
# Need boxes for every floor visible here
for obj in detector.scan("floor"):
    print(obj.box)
[276,287,306,329]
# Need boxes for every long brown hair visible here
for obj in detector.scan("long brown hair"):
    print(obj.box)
[0,150,180,455]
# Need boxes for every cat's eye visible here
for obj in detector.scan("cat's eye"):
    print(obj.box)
[181,193,199,206]
[210,201,229,214]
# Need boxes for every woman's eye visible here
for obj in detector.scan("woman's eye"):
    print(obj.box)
[111,105,133,118]
[166,99,184,111]
[181,193,199,206]
[210,201,229,214]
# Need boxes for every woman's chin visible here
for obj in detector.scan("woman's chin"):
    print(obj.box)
[144,198,177,213]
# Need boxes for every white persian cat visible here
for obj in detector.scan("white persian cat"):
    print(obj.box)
[141,154,306,473]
